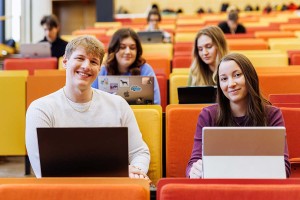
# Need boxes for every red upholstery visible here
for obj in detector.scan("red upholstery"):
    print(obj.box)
[156,74,167,112]
[291,54,300,65]
[269,94,300,104]
[157,178,300,200]
[160,183,300,200]
[172,56,192,68]
[280,107,300,178]
[4,58,57,75]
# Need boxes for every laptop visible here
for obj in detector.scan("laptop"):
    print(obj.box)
[97,75,154,105]
[202,127,286,179]
[137,31,163,43]
[20,42,51,58]
[37,127,129,177]
[177,86,217,104]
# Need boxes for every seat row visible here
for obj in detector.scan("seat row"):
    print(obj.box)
[1,70,300,184]
[1,178,300,200]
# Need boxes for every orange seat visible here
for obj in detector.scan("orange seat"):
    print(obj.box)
[147,57,171,79]
[4,58,57,75]
[224,33,255,39]
[259,74,300,99]
[0,184,148,200]
[255,31,295,40]
[227,39,268,50]
[26,75,66,108]
[166,104,210,177]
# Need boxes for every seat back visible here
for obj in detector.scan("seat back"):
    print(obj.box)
[0,183,148,200]
[26,75,66,108]
[159,183,300,200]
[4,58,57,75]
[131,105,162,184]
[169,74,188,104]
[0,72,27,155]
[166,104,209,177]
[259,74,300,99]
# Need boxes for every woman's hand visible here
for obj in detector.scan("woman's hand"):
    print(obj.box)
[189,159,203,178]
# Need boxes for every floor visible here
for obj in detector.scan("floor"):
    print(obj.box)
[0,156,33,178]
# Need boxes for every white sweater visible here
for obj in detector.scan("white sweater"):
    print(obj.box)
[26,88,150,178]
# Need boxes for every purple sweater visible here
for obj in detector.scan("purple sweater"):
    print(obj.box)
[186,104,291,177]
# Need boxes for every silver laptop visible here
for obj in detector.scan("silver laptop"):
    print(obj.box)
[202,127,286,179]
[37,127,129,177]
[97,75,154,105]
[20,42,51,58]
[137,31,163,43]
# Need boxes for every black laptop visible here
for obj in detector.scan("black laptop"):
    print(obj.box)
[137,31,163,43]
[37,127,129,177]
[177,86,217,104]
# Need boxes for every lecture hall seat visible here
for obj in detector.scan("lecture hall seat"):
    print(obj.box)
[4,57,58,75]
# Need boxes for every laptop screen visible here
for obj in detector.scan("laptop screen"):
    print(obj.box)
[137,31,164,43]
[97,75,154,105]
[202,127,286,179]
[20,42,51,58]
[177,86,217,104]
[37,127,129,177]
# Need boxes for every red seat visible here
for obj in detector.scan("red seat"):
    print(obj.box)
[4,58,57,75]
[156,74,167,112]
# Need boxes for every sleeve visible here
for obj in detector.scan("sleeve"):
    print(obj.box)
[268,107,291,178]
[186,107,213,177]
[141,63,161,105]
[120,99,150,173]
[25,100,53,178]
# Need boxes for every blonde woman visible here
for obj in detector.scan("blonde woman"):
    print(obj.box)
[188,26,229,86]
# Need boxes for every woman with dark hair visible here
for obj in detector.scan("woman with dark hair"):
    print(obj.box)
[186,53,291,178]
[92,28,161,104]
[188,26,229,86]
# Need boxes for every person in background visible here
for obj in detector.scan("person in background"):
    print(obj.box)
[26,35,151,180]
[40,14,68,59]
[92,28,161,105]
[218,10,246,34]
[188,25,229,86]
[145,9,171,43]
[186,53,291,178]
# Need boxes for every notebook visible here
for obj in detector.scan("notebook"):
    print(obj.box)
[137,31,163,43]
[97,75,154,105]
[37,127,129,177]
[202,127,286,179]
[20,42,51,58]
[177,86,217,104]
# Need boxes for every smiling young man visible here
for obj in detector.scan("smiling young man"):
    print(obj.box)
[26,36,150,180]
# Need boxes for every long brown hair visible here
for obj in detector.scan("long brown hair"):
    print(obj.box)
[216,53,270,126]
[105,28,145,75]
[190,25,229,86]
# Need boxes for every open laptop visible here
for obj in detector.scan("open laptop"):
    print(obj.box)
[137,31,163,43]
[37,127,129,177]
[202,127,286,179]
[20,42,51,58]
[177,86,217,104]
[97,76,154,105]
